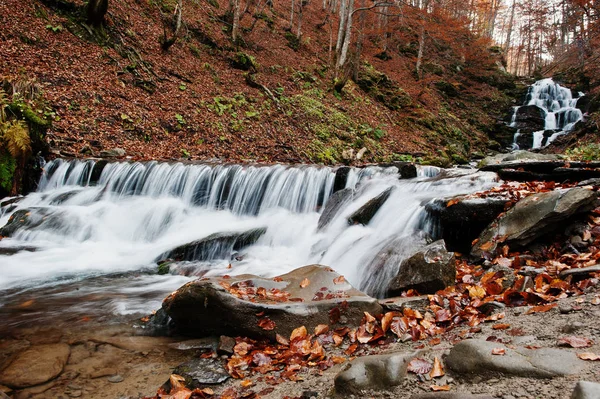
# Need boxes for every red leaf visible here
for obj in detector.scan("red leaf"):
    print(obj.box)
[257,317,275,331]
[558,336,594,348]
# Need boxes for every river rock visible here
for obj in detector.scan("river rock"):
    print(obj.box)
[571,381,600,399]
[162,265,382,340]
[0,207,71,237]
[334,351,415,395]
[387,240,455,296]
[425,195,510,253]
[445,339,583,378]
[478,151,560,168]
[172,358,230,387]
[99,148,126,158]
[348,187,394,226]
[318,188,354,231]
[513,105,546,133]
[159,227,266,262]
[0,344,71,388]
[471,187,598,258]
[333,167,351,193]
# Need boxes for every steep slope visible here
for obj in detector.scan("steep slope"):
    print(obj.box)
[0,0,518,168]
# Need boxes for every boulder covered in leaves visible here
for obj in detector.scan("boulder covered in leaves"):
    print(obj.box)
[471,187,598,258]
[162,265,382,340]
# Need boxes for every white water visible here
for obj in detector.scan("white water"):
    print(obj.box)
[0,160,497,317]
[512,78,584,149]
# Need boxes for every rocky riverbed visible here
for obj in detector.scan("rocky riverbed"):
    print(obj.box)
[3,154,600,399]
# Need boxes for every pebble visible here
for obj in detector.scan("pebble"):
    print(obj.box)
[69,391,82,398]
[559,304,573,314]
[108,375,124,383]
[562,321,585,333]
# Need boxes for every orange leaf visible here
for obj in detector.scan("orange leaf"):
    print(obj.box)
[446,198,459,207]
[381,312,395,333]
[300,278,310,288]
[364,311,376,323]
[314,324,329,335]
[429,356,445,378]
[525,303,557,314]
[577,352,600,361]
[333,276,346,284]
[345,343,358,355]
[479,241,494,251]
[290,326,307,341]
[331,356,346,364]
[468,285,486,299]
[276,333,290,346]
[258,317,276,331]
[491,348,506,355]
[240,379,253,387]
[431,385,450,391]
[492,323,511,330]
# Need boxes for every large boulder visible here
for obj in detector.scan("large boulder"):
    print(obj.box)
[478,150,560,168]
[318,188,354,231]
[162,265,382,340]
[571,381,600,399]
[334,351,415,395]
[0,344,70,388]
[348,187,394,226]
[425,195,510,253]
[387,240,455,296]
[471,187,598,258]
[446,339,583,378]
[159,228,266,262]
[513,105,546,133]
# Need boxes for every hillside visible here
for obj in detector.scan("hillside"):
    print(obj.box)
[0,0,519,175]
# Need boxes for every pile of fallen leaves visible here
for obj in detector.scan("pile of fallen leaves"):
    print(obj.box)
[146,188,600,399]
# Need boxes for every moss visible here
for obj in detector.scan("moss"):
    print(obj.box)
[0,152,16,194]
[355,63,412,110]
[230,52,258,72]
[284,32,300,51]
[157,261,171,275]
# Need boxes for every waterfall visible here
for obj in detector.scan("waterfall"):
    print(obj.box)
[512,78,584,150]
[0,160,498,314]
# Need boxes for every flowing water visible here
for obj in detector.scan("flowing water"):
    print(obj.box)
[0,159,498,329]
[511,78,585,149]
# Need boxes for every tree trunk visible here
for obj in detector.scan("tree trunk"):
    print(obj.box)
[232,0,241,42]
[415,23,425,79]
[336,0,353,71]
[504,0,516,52]
[86,0,109,27]
[162,0,183,50]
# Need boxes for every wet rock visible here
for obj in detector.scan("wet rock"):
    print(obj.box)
[559,265,600,280]
[446,339,583,378]
[333,167,351,193]
[425,195,510,253]
[172,358,230,387]
[144,308,173,336]
[168,338,218,351]
[0,207,72,238]
[163,265,382,340]
[478,151,560,168]
[348,187,394,226]
[387,240,455,296]
[99,148,126,158]
[318,188,354,231]
[571,381,600,399]
[411,394,496,399]
[218,336,236,355]
[513,105,546,133]
[334,352,415,395]
[159,227,267,262]
[0,343,70,388]
[471,188,598,258]
[378,162,418,179]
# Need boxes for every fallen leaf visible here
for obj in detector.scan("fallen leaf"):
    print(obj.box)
[407,358,432,374]
[345,343,358,355]
[491,348,506,355]
[333,276,346,284]
[525,303,557,314]
[240,379,253,387]
[591,296,600,306]
[314,324,329,335]
[429,356,445,378]
[257,317,276,331]
[364,312,376,323]
[290,326,307,341]
[276,333,290,346]
[558,336,594,348]
[492,323,511,330]
[468,285,486,299]
[577,352,600,361]
[381,312,395,333]
[431,385,451,391]
[479,241,494,251]
[446,198,459,207]
[300,278,310,288]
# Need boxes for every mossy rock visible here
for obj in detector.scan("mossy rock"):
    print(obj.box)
[435,81,459,97]
[355,64,412,110]
[423,62,444,76]
[284,32,300,51]
[230,52,258,72]
[0,152,16,197]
